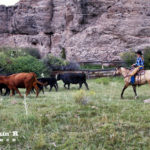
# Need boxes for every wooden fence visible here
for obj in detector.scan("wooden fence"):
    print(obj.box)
[52,60,123,78]
[52,69,116,79]
[78,60,125,69]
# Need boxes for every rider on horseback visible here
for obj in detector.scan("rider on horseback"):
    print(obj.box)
[130,50,144,84]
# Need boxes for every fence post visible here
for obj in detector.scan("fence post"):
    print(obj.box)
[102,63,104,69]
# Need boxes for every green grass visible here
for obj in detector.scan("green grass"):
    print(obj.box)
[80,64,102,69]
[0,77,150,149]
[80,64,114,70]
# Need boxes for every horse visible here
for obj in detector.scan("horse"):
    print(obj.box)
[115,67,150,99]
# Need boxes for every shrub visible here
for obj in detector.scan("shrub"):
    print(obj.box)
[0,53,10,71]
[0,47,41,59]
[63,61,80,71]
[121,48,150,69]
[40,114,49,127]
[43,54,81,71]
[74,90,89,105]
[22,47,41,59]
[33,133,48,150]
[143,47,150,69]
[0,49,48,76]
[5,55,48,77]
[74,90,95,105]
[0,47,12,53]
[80,64,102,70]
[120,51,136,66]
[61,48,66,59]
[0,47,81,75]
[43,54,69,71]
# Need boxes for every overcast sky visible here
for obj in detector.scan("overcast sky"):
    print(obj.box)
[0,0,20,6]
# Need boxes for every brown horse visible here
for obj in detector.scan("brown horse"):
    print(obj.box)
[115,67,150,99]
[0,73,43,98]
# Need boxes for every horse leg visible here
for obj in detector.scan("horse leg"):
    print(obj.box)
[121,84,129,99]
[132,85,138,99]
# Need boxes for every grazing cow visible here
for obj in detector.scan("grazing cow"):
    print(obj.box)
[0,73,43,97]
[38,77,58,92]
[0,84,10,96]
[57,73,89,90]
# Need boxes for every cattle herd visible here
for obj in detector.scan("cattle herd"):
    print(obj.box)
[0,72,89,97]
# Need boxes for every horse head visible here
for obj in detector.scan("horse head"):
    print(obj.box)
[114,66,122,76]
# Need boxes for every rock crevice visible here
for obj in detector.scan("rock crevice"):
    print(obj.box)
[0,0,150,61]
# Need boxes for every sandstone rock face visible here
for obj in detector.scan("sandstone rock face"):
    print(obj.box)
[0,0,150,62]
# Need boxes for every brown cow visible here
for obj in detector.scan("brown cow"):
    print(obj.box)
[0,72,43,97]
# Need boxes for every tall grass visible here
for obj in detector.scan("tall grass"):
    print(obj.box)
[0,78,150,149]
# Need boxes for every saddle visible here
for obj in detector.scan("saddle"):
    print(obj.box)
[129,68,145,85]
[129,68,145,76]
[136,70,145,85]
[136,69,145,76]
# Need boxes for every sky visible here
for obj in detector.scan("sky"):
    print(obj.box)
[0,0,20,6]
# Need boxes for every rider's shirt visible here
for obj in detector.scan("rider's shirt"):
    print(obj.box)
[135,57,144,67]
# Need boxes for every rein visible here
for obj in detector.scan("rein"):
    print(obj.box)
[124,74,130,78]
[120,67,132,79]
[122,71,130,79]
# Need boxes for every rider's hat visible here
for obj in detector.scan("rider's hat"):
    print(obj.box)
[135,50,143,55]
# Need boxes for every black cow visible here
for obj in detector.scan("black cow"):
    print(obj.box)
[57,73,89,90]
[0,84,10,96]
[38,77,58,92]
[0,74,11,96]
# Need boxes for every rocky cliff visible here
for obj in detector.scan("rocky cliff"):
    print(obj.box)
[0,0,150,62]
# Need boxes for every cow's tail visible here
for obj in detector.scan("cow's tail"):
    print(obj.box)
[31,72,48,86]
[36,80,48,86]
[36,80,44,86]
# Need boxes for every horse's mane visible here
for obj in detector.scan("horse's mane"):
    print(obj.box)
[117,66,131,70]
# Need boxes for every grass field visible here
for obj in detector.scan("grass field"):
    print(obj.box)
[0,77,150,150]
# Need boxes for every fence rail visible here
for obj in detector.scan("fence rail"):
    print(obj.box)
[78,60,125,69]
[52,60,123,78]
[78,61,124,64]
[52,68,116,79]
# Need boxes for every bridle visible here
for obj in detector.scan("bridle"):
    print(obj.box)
[116,67,130,79]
